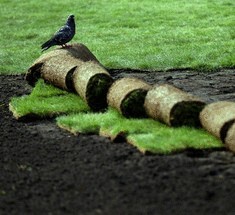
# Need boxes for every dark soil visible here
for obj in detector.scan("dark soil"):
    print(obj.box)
[0,69,235,215]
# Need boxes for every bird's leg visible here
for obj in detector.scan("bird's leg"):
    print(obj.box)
[65,43,72,47]
[61,44,68,48]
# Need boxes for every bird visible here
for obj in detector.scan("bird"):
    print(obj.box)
[41,14,76,52]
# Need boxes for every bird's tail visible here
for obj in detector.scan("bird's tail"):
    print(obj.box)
[41,39,54,52]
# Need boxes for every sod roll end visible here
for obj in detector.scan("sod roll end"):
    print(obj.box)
[73,61,113,111]
[144,84,205,127]
[107,77,151,118]
[200,101,235,152]
[225,122,235,153]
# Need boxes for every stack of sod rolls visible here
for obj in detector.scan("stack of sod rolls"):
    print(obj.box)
[25,44,235,153]
[26,43,100,90]
[26,43,113,111]
[144,85,235,152]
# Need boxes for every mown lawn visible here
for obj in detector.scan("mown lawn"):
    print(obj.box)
[0,0,234,74]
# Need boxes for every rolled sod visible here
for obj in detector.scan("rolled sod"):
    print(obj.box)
[144,84,206,127]
[40,55,83,91]
[200,101,235,151]
[225,123,235,153]
[73,61,113,111]
[107,77,151,118]
[26,43,101,90]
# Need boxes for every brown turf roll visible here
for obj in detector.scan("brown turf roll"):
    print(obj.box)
[73,61,113,111]
[225,122,235,153]
[107,77,151,118]
[144,84,206,127]
[199,101,235,144]
[41,55,83,91]
[26,43,101,87]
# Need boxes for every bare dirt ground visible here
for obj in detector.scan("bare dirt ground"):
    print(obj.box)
[0,69,235,215]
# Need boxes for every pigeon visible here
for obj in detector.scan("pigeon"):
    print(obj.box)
[41,14,76,52]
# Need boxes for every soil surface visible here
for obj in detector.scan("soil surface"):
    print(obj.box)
[0,69,235,215]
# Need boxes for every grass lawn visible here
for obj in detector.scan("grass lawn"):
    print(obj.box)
[10,79,224,154]
[1,0,234,74]
[10,79,90,118]
[57,109,223,154]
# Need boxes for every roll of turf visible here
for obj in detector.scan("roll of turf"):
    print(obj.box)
[40,55,82,91]
[26,43,101,88]
[144,84,205,127]
[107,77,151,118]
[73,61,113,111]
[225,122,235,153]
[200,101,235,152]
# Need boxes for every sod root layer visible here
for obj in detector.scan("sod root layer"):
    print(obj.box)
[1,69,235,215]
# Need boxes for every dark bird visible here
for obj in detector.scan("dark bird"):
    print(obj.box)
[41,15,75,52]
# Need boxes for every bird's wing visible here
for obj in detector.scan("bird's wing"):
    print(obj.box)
[52,25,72,44]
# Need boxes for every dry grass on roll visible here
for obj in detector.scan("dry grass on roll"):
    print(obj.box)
[107,77,151,118]
[73,61,113,111]
[26,43,101,89]
[200,101,235,152]
[225,123,235,153]
[144,84,206,127]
